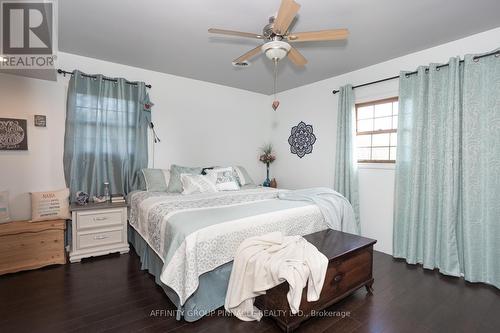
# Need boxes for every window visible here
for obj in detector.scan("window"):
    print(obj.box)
[64,75,149,200]
[74,93,138,154]
[356,97,398,163]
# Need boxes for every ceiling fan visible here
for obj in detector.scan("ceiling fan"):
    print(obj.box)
[208,0,349,67]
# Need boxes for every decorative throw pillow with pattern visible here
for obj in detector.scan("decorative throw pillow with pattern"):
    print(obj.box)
[206,167,240,191]
[180,174,218,195]
[31,188,71,222]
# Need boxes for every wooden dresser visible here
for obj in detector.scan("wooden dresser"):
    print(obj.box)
[0,219,66,275]
[255,229,377,332]
[69,202,129,263]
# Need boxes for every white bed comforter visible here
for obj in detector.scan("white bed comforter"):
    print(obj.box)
[128,188,329,305]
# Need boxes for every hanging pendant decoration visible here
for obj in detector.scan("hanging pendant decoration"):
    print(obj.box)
[143,93,154,112]
[271,59,280,111]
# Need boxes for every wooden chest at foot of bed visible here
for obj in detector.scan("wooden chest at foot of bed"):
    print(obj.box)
[255,229,376,332]
[0,219,66,275]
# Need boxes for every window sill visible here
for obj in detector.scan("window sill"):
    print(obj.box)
[357,163,396,170]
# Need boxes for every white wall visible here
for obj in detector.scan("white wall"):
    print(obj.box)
[0,52,270,221]
[270,27,500,255]
[0,75,67,221]
[1,27,499,245]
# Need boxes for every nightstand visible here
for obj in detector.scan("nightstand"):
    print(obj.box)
[69,202,129,263]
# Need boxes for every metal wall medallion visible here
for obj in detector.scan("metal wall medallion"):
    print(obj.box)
[288,121,316,158]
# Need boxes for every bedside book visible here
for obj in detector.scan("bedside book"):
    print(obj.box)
[111,194,126,203]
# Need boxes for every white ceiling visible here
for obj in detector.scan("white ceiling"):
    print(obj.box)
[59,0,500,94]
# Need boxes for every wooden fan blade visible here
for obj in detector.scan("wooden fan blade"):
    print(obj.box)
[288,47,307,67]
[288,29,349,42]
[208,28,263,39]
[233,46,262,63]
[273,0,301,35]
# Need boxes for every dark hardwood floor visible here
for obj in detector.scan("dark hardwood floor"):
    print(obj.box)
[1,249,499,333]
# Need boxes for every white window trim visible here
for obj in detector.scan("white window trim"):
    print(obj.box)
[357,162,395,170]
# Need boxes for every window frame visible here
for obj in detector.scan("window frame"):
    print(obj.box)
[73,93,139,155]
[355,97,399,164]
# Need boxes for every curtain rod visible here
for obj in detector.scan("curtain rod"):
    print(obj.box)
[331,50,499,94]
[57,69,152,89]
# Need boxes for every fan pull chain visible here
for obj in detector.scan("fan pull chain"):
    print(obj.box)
[274,59,278,99]
[272,59,280,111]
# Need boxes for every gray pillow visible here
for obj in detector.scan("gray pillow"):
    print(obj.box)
[167,165,203,193]
[142,169,169,192]
[233,166,255,186]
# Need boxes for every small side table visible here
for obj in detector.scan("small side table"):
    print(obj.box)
[69,202,129,263]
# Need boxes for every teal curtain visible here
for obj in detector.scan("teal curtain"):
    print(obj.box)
[394,58,462,276]
[334,84,360,231]
[63,71,149,200]
[461,50,500,287]
[394,49,500,288]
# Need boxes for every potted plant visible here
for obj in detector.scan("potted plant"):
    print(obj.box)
[259,144,276,187]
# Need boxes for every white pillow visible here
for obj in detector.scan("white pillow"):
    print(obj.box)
[31,188,71,222]
[180,174,218,195]
[0,191,10,223]
[206,167,240,191]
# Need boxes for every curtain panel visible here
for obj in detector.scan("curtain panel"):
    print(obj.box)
[63,71,149,200]
[461,50,500,287]
[334,84,361,232]
[394,49,500,288]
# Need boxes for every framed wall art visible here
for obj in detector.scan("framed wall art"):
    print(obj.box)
[34,115,47,127]
[0,118,28,151]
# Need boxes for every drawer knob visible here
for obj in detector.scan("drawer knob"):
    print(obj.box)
[94,234,110,240]
[94,217,108,221]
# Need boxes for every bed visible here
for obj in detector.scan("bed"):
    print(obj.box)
[127,185,350,321]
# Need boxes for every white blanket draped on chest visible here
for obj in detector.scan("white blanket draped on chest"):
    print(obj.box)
[225,232,328,321]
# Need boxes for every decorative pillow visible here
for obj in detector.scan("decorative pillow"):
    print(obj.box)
[233,166,255,186]
[142,168,170,192]
[31,188,71,222]
[0,191,10,223]
[206,167,240,191]
[167,165,203,193]
[181,174,218,195]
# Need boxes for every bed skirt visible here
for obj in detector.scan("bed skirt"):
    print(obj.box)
[127,225,232,322]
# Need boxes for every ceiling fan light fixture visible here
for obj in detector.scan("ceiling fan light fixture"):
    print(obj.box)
[262,41,291,61]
